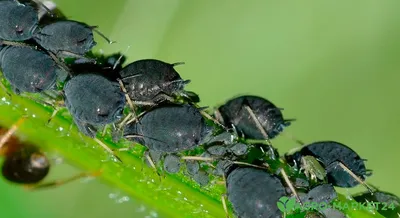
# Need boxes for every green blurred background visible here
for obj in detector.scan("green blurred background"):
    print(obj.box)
[1,0,400,217]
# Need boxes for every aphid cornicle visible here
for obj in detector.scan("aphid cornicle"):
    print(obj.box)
[0,45,66,94]
[216,95,292,140]
[34,20,97,56]
[0,1,39,41]
[286,141,370,188]
[63,73,126,137]
[118,59,199,106]
[225,166,285,218]
[123,104,212,153]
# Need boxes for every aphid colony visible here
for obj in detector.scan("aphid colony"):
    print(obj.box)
[0,1,398,218]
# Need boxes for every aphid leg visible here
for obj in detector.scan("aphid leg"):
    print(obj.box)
[214,109,226,125]
[152,92,174,104]
[117,113,133,130]
[93,138,123,163]
[47,108,59,124]
[47,52,74,77]
[89,26,115,44]
[0,117,26,149]
[144,152,162,178]
[24,170,102,190]
[125,111,148,125]
[0,82,11,97]
[243,105,277,159]
[280,168,302,205]
[221,194,230,218]
[0,41,33,48]
[101,125,109,137]
[198,109,227,130]
[182,156,268,170]
[132,100,157,106]
[182,156,214,161]
[328,161,374,193]
[117,79,138,124]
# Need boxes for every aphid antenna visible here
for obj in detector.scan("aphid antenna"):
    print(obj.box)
[93,138,123,163]
[280,168,303,206]
[112,46,130,70]
[24,170,102,190]
[332,161,375,194]
[243,105,278,159]
[0,116,27,149]
[89,26,115,44]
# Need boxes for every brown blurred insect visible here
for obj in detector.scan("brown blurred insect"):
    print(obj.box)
[0,117,100,189]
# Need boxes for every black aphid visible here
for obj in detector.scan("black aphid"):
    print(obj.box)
[226,166,285,218]
[123,104,212,153]
[0,45,65,94]
[0,1,38,41]
[300,184,337,205]
[353,190,400,217]
[118,59,199,106]
[216,95,292,140]
[34,20,97,57]
[63,73,125,137]
[285,141,371,188]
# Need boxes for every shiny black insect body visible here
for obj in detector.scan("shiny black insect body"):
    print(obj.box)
[34,20,97,57]
[0,45,65,94]
[0,125,49,184]
[118,59,199,107]
[123,104,212,152]
[216,95,292,140]
[0,1,39,41]
[285,141,370,188]
[0,118,99,188]
[226,166,285,218]
[63,73,125,137]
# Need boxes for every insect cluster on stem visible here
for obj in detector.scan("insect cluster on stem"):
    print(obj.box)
[0,1,397,218]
